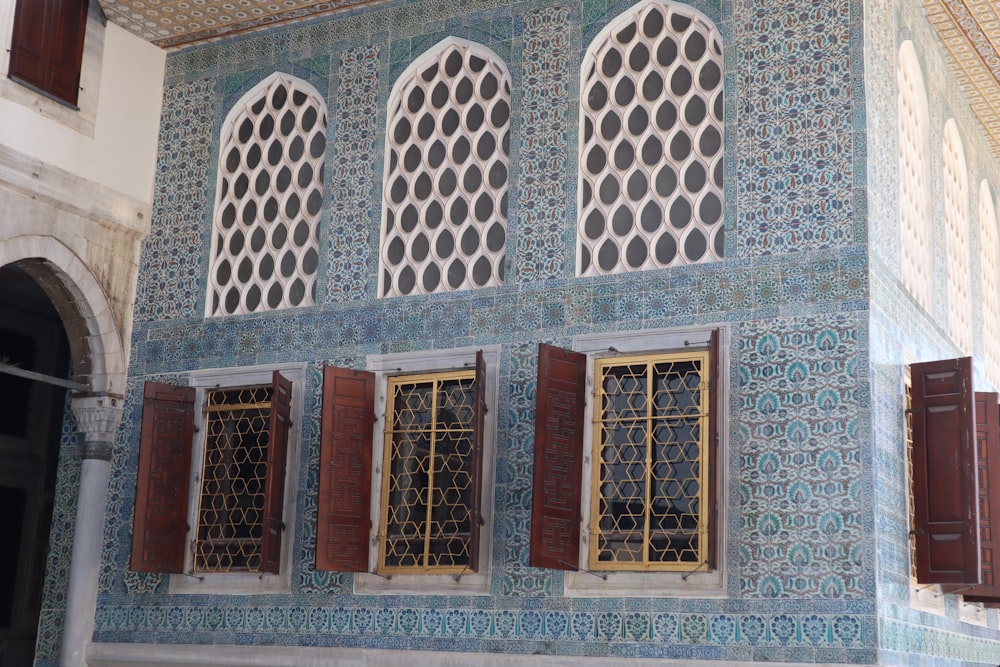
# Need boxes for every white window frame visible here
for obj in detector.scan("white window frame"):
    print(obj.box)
[205,72,327,317]
[168,362,305,595]
[355,345,500,595]
[565,326,728,597]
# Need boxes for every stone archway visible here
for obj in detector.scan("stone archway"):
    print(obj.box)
[0,235,126,397]
[0,235,127,667]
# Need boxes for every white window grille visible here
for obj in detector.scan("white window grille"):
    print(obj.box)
[943,120,972,354]
[897,42,932,312]
[980,182,1000,385]
[577,0,723,276]
[379,38,511,297]
[206,73,327,317]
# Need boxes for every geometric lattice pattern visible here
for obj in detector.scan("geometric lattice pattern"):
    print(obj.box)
[578,0,723,276]
[206,73,326,316]
[380,40,510,297]
[84,0,904,661]
[981,182,1000,385]
[897,42,932,312]
[591,351,709,570]
[943,119,972,354]
[380,371,475,573]
[195,385,272,572]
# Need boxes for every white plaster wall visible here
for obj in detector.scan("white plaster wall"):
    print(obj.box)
[0,4,165,204]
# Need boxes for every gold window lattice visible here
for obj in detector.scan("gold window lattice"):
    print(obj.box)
[590,351,709,571]
[195,385,272,573]
[379,370,476,574]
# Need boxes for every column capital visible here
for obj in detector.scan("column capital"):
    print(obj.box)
[70,393,124,460]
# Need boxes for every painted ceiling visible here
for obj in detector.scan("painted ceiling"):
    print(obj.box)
[97,0,376,48]
[920,1,1000,158]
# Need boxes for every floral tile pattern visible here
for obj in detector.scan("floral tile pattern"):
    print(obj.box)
[38,0,1000,664]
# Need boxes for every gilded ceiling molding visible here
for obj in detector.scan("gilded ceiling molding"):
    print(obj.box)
[921,0,1000,158]
[99,0,371,48]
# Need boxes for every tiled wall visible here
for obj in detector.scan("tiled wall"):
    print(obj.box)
[80,0,890,663]
[865,0,1000,664]
[33,400,81,667]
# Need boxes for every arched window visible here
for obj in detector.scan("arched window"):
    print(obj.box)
[379,38,511,297]
[943,120,971,353]
[980,182,1000,384]
[578,0,723,276]
[206,73,327,317]
[897,42,932,311]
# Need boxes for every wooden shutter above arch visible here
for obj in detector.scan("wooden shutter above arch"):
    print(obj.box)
[9,0,90,107]
[130,381,195,573]
[316,366,375,572]
[530,343,587,570]
[910,357,981,584]
[259,371,292,574]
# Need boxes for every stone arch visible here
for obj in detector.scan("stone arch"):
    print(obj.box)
[0,235,125,397]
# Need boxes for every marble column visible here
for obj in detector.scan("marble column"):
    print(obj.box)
[61,393,123,667]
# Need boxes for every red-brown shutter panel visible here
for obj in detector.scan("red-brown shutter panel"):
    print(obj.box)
[961,393,1000,602]
[130,381,195,573]
[260,371,292,574]
[9,0,90,107]
[316,367,375,571]
[530,343,586,570]
[911,357,981,584]
[706,328,720,570]
[467,350,487,572]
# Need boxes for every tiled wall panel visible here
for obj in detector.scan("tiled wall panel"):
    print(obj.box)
[74,0,899,662]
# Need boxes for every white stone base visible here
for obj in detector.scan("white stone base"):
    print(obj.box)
[87,643,865,667]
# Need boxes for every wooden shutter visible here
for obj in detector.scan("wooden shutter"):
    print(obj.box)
[9,0,90,107]
[911,357,981,584]
[958,393,1000,601]
[260,371,292,574]
[130,381,195,573]
[467,350,487,572]
[530,343,587,570]
[316,367,375,571]
[706,329,720,570]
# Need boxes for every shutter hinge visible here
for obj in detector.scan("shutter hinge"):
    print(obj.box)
[909,528,926,537]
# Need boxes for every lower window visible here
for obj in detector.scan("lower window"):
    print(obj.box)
[530,327,726,596]
[315,346,499,595]
[196,384,275,573]
[130,363,303,595]
[591,351,710,571]
[380,370,477,573]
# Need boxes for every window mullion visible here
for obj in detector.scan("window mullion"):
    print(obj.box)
[643,361,653,568]
[423,378,440,569]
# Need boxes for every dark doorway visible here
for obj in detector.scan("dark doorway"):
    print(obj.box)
[0,264,70,666]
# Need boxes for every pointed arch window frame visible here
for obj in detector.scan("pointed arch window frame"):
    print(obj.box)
[577,0,725,277]
[378,36,512,298]
[205,71,328,318]
[897,41,933,312]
